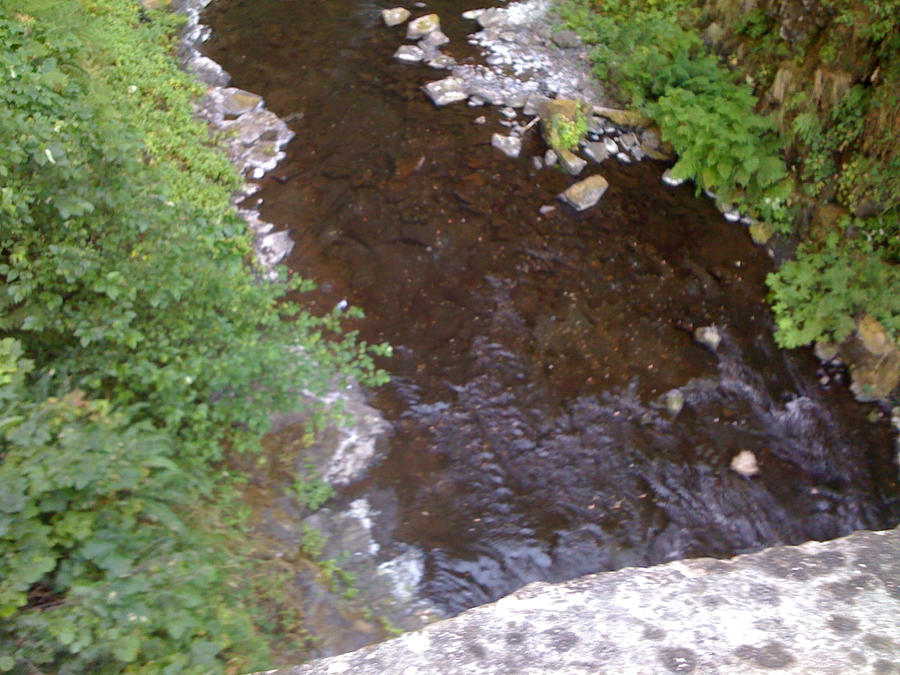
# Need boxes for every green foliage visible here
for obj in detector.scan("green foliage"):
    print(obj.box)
[558,0,791,215]
[0,0,391,671]
[0,339,266,673]
[293,461,335,512]
[768,221,900,347]
[0,7,388,462]
[548,109,588,153]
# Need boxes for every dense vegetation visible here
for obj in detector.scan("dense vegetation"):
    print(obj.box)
[560,0,899,350]
[0,0,388,672]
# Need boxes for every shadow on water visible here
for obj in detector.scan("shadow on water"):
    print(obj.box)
[204,0,899,615]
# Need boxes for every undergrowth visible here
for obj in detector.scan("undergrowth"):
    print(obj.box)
[0,1,389,672]
[559,0,900,349]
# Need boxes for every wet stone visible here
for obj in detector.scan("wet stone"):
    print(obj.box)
[582,141,609,163]
[395,45,425,63]
[382,7,411,27]
[406,14,440,39]
[559,174,609,211]
[420,29,450,49]
[492,133,522,159]
[424,77,468,106]
[558,150,587,176]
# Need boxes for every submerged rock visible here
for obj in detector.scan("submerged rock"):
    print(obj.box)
[423,77,468,106]
[558,149,586,176]
[395,45,425,62]
[491,133,522,158]
[694,325,722,352]
[730,450,760,477]
[406,13,440,39]
[559,174,609,211]
[382,7,411,27]
[661,168,686,187]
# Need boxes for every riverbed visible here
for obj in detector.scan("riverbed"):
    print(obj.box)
[203,0,899,621]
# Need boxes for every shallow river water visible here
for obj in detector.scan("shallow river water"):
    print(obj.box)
[204,0,899,616]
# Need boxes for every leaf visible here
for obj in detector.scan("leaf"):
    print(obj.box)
[112,634,141,663]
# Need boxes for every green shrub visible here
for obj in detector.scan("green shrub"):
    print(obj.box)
[0,1,391,671]
[548,109,588,153]
[558,0,791,218]
[767,221,900,347]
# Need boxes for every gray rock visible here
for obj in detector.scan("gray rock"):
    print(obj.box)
[420,29,449,48]
[615,151,632,164]
[603,137,618,154]
[543,149,557,167]
[269,528,900,675]
[184,54,230,86]
[532,156,543,170]
[382,7,411,27]
[539,205,556,216]
[406,13,440,39]
[558,149,587,176]
[582,141,609,164]
[662,168,686,187]
[664,389,685,416]
[477,7,505,28]
[426,54,456,70]
[551,29,581,49]
[523,94,549,116]
[219,87,263,118]
[461,8,485,20]
[730,449,760,477]
[473,116,487,125]
[559,174,609,211]
[492,133,522,158]
[394,45,425,62]
[423,77,468,106]
[694,325,722,352]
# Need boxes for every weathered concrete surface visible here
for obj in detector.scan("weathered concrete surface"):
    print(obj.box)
[263,527,900,674]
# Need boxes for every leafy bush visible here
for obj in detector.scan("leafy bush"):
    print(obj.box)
[1,1,390,671]
[0,339,265,673]
[558,0,791,218]
[768,221,900,347]
[548,109,588,153]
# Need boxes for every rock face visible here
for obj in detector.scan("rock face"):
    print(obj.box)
[266,527,900,674]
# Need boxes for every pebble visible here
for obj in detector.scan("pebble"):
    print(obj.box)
[662,169,685,187]
[730,450,760,477]
[492,133,522,158]
[394,45,425,62]
[694,325,722,352]
[382,7,411,27]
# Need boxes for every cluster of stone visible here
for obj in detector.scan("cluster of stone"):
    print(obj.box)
[383,9,457,70]
[173,0,295,277]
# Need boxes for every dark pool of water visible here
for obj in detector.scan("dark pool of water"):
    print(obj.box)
[204,0,899,615]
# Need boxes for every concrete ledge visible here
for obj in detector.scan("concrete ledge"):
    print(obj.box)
[264,527,900,674]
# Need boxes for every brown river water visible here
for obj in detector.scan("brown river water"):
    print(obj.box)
[204,0,899,616]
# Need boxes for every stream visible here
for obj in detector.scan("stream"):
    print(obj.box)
[203,0,900,621]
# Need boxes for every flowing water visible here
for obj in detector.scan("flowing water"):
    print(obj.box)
[204,0,899,617]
